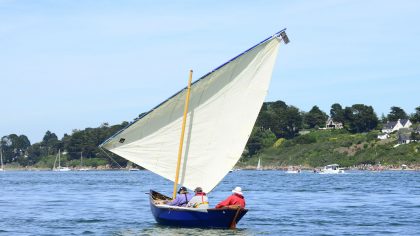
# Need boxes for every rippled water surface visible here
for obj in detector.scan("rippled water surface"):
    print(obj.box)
[1,170,419,235]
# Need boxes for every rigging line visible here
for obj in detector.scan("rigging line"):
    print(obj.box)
[99,147,124,169]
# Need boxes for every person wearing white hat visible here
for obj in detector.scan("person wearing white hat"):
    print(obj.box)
[215,186,246,209]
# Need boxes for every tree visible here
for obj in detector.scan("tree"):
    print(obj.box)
[255,101,302,138]
[380,113,388,123]
[304,105,328,129]
[26,143,43,165]
[411,131,420,141]
[16,135,31,149]
[245,127,276,157]
[344,104,379,133]
[65,130,90,160]
[0,134,31,164]
[256,109,276,131]
[61,122,129,166]
[0,136,13,163]
[255,101,303,139]
[409,106,420,123]
[387,106,408,121]
[1,120,129,167]
[273,105,302,138]
[42,131,59,154]
[330,103,345,123]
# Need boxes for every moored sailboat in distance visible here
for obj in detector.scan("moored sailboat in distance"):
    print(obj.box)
[0,148,4,171]
[78,152,90,171]
[127,161,141,171]
[100,29,290,228]
[256,157,262,171]
[53,149,71,172]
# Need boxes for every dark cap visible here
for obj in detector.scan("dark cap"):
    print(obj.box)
[177,186,187,194]
[194,187,203,193]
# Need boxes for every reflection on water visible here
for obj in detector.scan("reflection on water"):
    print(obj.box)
[0,170,419,235]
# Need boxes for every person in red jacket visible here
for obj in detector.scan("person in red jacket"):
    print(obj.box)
[215,186,246,209]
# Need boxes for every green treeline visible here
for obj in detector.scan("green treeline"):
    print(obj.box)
[1,102,420,168]
[0,122,130,168]
[242,102,420,167]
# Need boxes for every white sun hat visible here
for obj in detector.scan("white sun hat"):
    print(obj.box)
[232,186,243,195]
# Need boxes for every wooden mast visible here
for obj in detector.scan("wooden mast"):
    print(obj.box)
[172,70,193,199]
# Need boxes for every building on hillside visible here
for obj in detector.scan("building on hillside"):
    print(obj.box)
[377,133,390,140]
[382,119,412,133]
[398,128,412,144]
[325,118,343,129]
[400,119,412,128]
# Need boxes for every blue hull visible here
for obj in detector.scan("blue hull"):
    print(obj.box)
[149,190,248,228]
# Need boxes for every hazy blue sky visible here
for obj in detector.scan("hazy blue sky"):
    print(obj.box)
[1,0,419,143]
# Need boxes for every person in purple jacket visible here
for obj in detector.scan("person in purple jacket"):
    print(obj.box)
[164,187,193,207]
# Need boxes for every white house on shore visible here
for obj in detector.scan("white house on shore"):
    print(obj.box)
[381,119,412,133]
[379,119,413,141]
[325,118,343,129]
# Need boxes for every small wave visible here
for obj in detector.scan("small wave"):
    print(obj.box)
[73,219,105,223]
[388,222,406,226]
[82,230,95,234]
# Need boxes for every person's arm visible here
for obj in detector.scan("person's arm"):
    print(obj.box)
[215,196,232,208]
[167,196,181,206]
[186,197,196,207]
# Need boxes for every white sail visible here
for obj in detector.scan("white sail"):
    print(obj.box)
[257,157,261,170]
[0,149,4,171]
[101,34,285,193]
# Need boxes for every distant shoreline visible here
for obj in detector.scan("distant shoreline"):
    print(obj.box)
[2,165,419,171]
[238,165,420,171]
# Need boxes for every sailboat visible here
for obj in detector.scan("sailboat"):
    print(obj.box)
[256,157,262,171]
[53,149,71,171]
[100,29,289,228]
[127,161,141,171]
[78,152,90,171]
[0,149,4,171]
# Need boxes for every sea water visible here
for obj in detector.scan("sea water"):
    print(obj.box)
[0,170,419,235]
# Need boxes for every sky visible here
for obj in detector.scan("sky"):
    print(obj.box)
[1,0,419,143]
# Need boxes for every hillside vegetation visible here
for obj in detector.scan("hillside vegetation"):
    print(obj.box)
[1,100,419,169]
[240,129,420,168]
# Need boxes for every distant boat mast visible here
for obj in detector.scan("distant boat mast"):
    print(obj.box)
[257,157,262,171]
[0,148,4,171]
